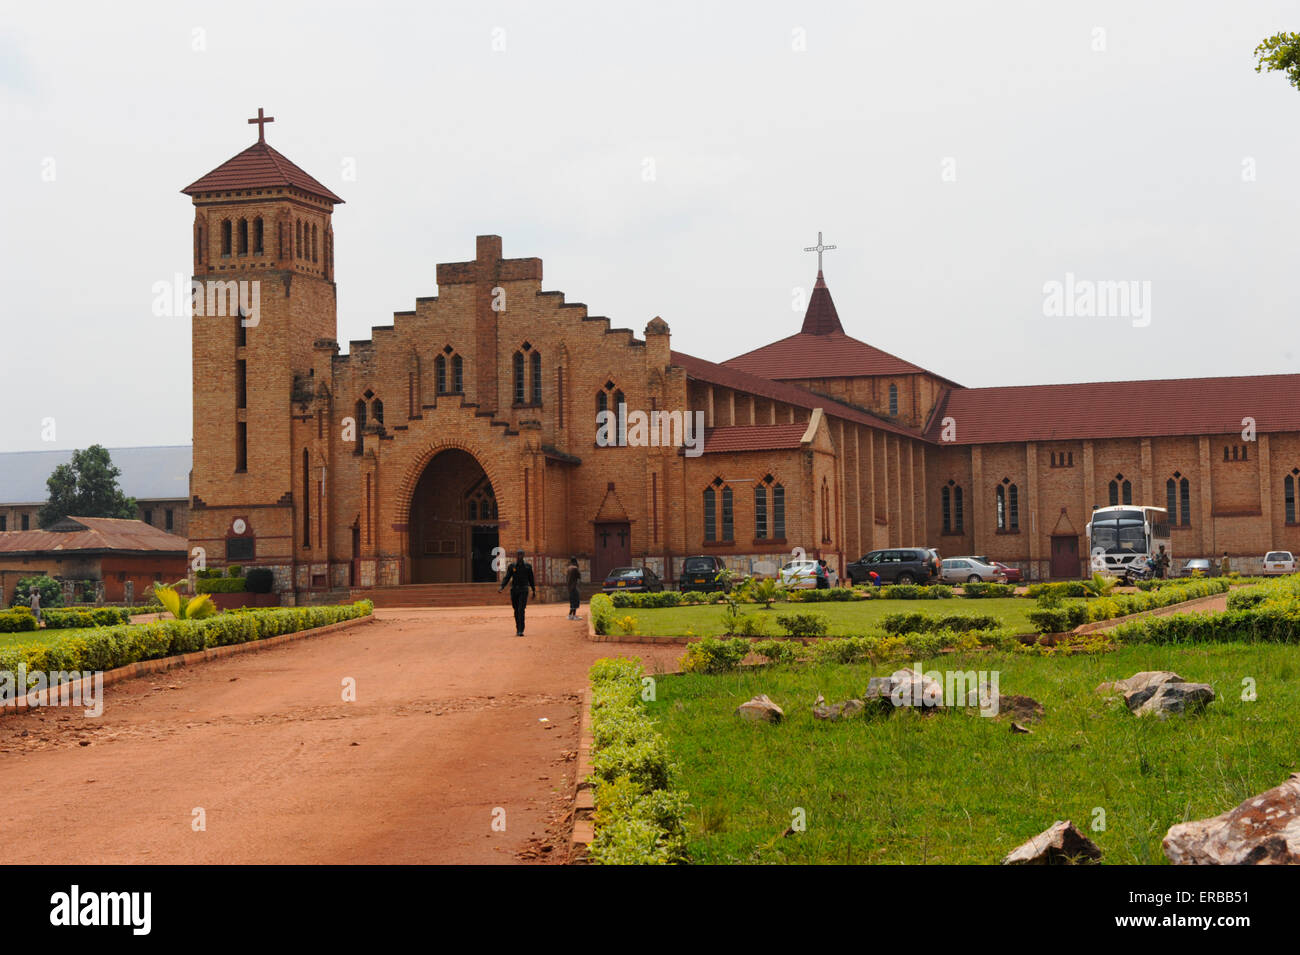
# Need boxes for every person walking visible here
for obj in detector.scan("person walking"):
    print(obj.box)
[499,550,537,637]
[565,557,582,620]
[29,587,43,628]
[815,559,829,590]
[1220,552,1231,577]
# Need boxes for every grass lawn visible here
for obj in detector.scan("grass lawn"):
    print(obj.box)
[616,596,1070,637]
[643,642,1299,864]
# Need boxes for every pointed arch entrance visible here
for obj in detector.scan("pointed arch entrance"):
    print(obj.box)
[408,448,500,583]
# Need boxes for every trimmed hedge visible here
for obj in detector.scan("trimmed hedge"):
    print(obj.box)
[196,577,248,594]
[42,607,132,629]
[1110,601,1300,645]
[590,593,616,635]
[961,582,1016,598]
[882,611,1000,634]
[587,658,687,864]
[1028,578,1230,633]
[877,584,955,600]
[0,608,38,633]
[1024,581,1089,599]
[0,601,373,677]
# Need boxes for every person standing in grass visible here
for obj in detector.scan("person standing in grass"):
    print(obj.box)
[29,587,43,627]
[565,557,581,620]
[499,550,537,637]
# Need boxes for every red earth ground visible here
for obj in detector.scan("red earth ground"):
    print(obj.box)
[0,604,683,865]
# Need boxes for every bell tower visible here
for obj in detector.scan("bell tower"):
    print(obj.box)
[181,108,344,573]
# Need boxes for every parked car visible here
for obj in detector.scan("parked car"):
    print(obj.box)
[968,556,1021,584]
[678,555,731,592]
[601,566,664,593]
[845,548,940,585]
[1263,551,1296,576]
[779,559,838,589]
[1181,558,1212,577]
[939,557,1007,585]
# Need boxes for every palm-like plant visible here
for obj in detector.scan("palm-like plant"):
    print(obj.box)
[1081,571,1117,597]
[748,577,784,609]
[153,582,217,620]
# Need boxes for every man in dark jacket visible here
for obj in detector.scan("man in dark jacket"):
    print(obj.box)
[565,557,581,620]
[499,550,537,636]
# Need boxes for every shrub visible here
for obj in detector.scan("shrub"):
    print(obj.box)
[752,638,803,664]
[734,613,770,637]
[877,584,952,600]
[0,601,373,678]
[679,637,750,673]
[244,568,275,594]
[590,593,616,635]
[227,564,243,578]
[0,609,38,633]
[1025,581,1088,599]
[196,577,248,594]
[808,635,881,664]
[1227,586,1269,610]
[611,591,683,609]
[786,587,858,602]
[961,582,1016,598]
[775,611,829,638]
[587,658,687,865]
[1027,604,1088,634]
[11,575,62,609]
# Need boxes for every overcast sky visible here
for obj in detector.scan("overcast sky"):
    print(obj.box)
[2,0,1297,454]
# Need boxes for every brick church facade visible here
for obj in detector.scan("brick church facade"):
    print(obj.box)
[182,118,1300,600]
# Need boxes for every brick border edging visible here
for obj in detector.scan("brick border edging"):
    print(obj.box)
[1,614,376,717]
[570,685,595,860]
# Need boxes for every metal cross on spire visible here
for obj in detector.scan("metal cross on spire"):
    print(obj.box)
[247,107,275,143]
[803,231,837,272]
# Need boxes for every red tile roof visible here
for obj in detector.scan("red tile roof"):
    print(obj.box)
[181,141,344,204]
[801,270,843,334]
[702,423,810,454]
[923,374,1300,445]
[671,349,920,439]
[723,272,958,385]
[0,517,188,556]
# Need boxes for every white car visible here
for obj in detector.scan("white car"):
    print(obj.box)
[939,557,1006,585]
[1263,551,1296,576]
[779,559,838,589]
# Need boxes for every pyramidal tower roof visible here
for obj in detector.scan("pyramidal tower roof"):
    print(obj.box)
[800,270,843,335]
[181,109,344,204]
[724,266,960,386]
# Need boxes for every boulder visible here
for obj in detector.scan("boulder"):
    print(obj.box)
[977,682,1044,722]
[1163,773,1300,865]
[1001,820,1102,865]
[813,698,864,721]
[1128,682,1214,719]
[1010,721,1032,734]
[736,694,784,724]
[1096,670,1183,698]
[889,668,944,709]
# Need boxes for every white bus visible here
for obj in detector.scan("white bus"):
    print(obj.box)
[1086,505,1172,581]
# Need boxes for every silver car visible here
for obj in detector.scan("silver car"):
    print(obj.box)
[939,557,1006,585]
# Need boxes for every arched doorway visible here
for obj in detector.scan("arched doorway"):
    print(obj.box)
[408,449,500,583]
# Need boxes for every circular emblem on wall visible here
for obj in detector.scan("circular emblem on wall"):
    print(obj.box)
[232,518,247,534]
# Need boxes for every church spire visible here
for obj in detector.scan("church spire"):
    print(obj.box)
[800,231,843,334]
[801,269,844,335]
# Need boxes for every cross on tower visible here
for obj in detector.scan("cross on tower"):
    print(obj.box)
[803,231,837,272]
[247,107,275,143]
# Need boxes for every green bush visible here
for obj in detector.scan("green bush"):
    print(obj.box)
[196,577,248,594]
[786,587,858,602]
[611,591,682,609]
[0,601,373,677]
[11,575,62,609]
[42,607,131,629]
[775,611,830,637]
[877,584,953,600]
[1025,581,1088,599]
[1111,601,1300,645]
[961,582,1016,598]
[1227,586,1269,610]
[227,564,243,578]
[590,593,616,635]
[587,658,687,865]
[680,637,750,673]
[0,609,39,633]
[752,638,804,664]
[1027,604,1089,634]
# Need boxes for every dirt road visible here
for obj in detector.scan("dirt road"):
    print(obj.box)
[0,605,682,865]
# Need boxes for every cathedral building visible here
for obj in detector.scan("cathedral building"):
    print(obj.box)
[182,114,1300,601]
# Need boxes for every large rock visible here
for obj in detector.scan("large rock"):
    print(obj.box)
[889,668,944,709]
[977,682,1044,722]
[1096,670,1183,698]
[736,694,784,724]
[1164,773,1300,865]
[1128,681,1214,719]
[813,697,865,721]
[1001,820,1102,865]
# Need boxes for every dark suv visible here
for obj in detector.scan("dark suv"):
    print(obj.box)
[846,548,940,585]
[678,555,730,592]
